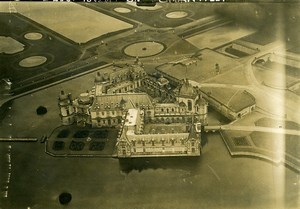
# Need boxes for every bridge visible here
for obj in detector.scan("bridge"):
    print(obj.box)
[204,125,300,136]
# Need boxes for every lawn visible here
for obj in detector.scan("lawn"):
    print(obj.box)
[87,2,217,28]
[204,67,249,86]
[241,30,277,46]
[186,23,256,50]
[253,65,299,89]
[254,117,300,130]
[0,13,81,83]
[250,131,300,159]
[156,48,241,83]
[3,2,133,43]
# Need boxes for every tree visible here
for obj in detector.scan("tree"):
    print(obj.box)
[215,63,220,75]
[36,106,47,115]
[59,192,72,205]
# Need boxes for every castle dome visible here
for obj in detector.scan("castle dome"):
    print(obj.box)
[195,95,207,106]
[59,90,68,100]
[179,101,186,107]
[95,72,104,82]
[179,79,195,97]
[95,72,109,83]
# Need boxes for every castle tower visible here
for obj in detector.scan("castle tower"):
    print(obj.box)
[176,79,197,113]
[94,72,104,96]
[195,94,208,124]
[187,121,201,156]
[58,90,74,125]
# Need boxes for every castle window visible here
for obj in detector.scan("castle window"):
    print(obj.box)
[188,100,192,111]
[192,142,195,146]
[151,140,154,146]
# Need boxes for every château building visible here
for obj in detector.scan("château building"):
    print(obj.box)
[116,108,202,158]
[58,61,208,157]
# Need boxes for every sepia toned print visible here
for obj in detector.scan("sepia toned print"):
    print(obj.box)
[0,1,299,209]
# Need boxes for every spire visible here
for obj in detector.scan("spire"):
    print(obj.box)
[95,72,103,83]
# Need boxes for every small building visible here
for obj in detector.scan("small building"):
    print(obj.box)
[200,87,255,120]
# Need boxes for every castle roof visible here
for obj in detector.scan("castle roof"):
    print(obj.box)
[179,101,186,107]
[95,72,108,83]
[200,87,255,113]
[91,93,153,111]
[59,90,69,101]
[195,95,208,106]
[178,79,197,98]
[188,124,198,139]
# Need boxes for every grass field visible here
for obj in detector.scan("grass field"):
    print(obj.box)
[157,49,241,83]
[254,117,300,130]
[3,2,133,43]
[0,36,24,54]
[186,23,256,50]
[250,132,300,159]
[253,65,298,89]
[0,13,81,83]
[241,28,277,46]
[88,3,217,28]
[204,67,249,85]
[287,45,300,54]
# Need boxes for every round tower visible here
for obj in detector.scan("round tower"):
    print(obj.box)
[58,90,74,125]
[195,94,208,124]
[95,72,104,96]
[176,79,197,112]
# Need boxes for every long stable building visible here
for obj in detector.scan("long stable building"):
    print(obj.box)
[58,62,208,157]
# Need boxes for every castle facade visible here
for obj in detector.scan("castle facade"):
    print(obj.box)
[58,62,208,157]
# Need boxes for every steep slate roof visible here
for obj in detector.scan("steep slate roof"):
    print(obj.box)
[91,93,153,111]
[178,80,197,98]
